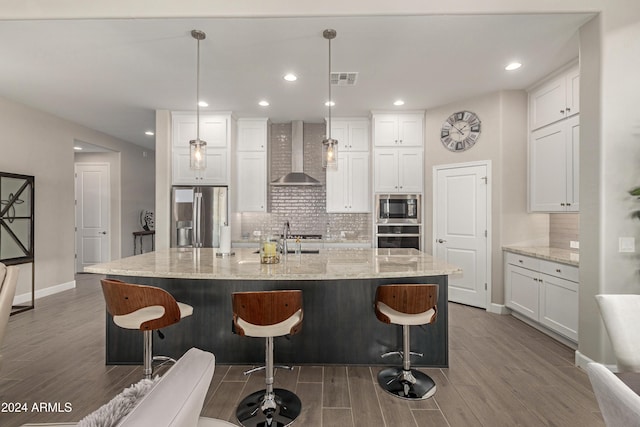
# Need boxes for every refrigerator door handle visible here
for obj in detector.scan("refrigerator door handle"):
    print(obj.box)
[194,192,202,247]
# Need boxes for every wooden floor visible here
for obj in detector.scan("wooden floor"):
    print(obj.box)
[0,274,603,427]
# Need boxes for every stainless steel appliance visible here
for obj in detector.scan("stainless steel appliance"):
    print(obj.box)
[375,194,422,250]
[376,194,421,224]
[171,186,228,248]
[376,225,421,250]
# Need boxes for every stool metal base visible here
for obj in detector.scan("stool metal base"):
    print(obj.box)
[377,367,437,400]
[236,388,302,427]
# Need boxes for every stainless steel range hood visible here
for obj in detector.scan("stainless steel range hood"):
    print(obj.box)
[271,120,321,186]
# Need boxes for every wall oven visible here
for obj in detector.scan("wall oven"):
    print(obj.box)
[375,194,422,250]
[376,194,421,224]
[376,225,421,250]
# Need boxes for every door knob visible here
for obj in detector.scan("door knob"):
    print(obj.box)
[437,239,447,243]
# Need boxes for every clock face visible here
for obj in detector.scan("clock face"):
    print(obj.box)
[441,111,481,152]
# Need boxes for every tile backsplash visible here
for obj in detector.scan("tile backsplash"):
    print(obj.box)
[238,122,372,241]
[549,213,579,250]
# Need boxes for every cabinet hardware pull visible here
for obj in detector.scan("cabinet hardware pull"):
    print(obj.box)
[560,109,565,114]
[566,107,571,112]
[519,259,523,263]
[556,268,561,273]
[561,203,565,206]
[566,203,571,206]
[437,239,447,243]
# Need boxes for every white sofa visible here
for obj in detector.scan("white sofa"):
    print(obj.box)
[22,347,237,427]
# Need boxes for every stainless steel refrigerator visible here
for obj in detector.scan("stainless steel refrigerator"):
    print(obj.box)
[171,186,228,248]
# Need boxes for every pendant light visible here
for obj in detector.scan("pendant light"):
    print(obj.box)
[190,29,207,170]
[322,29,338,170]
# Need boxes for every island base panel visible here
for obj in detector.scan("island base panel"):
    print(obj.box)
[105,275,449,367]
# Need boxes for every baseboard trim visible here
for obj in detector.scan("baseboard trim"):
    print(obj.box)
[575,350,618,372]
[488,303,510,314]
[13,280,76,305]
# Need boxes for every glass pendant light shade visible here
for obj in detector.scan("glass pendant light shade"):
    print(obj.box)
[322,29,338,170]
[189,29,207,171]
[190,139,207,170]
[322,138,338,170]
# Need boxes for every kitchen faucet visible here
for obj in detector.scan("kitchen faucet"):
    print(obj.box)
[281,220,291,255]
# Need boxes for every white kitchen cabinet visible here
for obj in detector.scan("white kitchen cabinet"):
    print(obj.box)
[504,252,579,342]
[529,115,579,212]
[372,113,424,147]
[374,148,423,193]
[529,63,579,131]
[171,112,232,185]
[236,152,267,211]
[328,118,370,152]
[235,118,269,212]
[172,146,228,185]
[172,113,229,148]
[326,152,370,213]
[237,118,268,152]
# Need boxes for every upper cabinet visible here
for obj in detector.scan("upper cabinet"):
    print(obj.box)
[236,118,269,212]
[171,112,233,185]
[326,118,371,213]
[529,115,579,212]
[528,62,580,213]
[373,113,424,147]
[328,118,370,151]
[372,112,424,193]
[529,63,579,131]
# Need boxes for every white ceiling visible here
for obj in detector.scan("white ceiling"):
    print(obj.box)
[0,14,594,150]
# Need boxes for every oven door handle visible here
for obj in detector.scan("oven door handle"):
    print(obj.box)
[376,233,422,237]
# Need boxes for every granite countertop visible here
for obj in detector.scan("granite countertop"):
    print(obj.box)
[503,246,579,267]
[85,247,461,280]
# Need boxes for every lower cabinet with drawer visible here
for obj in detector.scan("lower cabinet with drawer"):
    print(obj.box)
[504,251,578,342]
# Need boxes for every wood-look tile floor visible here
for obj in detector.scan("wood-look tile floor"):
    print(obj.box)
[0,274,604,427]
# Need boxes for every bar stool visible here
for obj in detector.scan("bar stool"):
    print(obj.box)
[232,290,303,427]
[101,278,193,379]
[374,284,438,400]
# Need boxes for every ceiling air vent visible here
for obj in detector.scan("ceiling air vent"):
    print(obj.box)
[330,72,358,86]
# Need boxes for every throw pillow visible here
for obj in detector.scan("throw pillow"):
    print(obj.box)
[77,376,159,427]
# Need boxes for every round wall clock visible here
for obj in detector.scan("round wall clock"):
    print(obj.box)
[440,110,481,152]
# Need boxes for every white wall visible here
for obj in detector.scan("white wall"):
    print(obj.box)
[425,90,549,305]
[0,96,154,300]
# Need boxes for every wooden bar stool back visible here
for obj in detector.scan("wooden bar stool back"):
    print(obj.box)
[101,278,193,379]
[232,290,303,427]
[375,284,438,400]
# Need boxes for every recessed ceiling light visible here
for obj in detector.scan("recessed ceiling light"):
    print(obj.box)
[325,101,335,107]
[505,62,522,71]
[393,100,405,106]
[73,146,83,150]
[284,73,298,82]
[145,131,155,136]
[198,101,209,107]
[258,100,270,107]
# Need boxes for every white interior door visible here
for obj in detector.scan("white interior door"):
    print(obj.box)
[75,163,110,272]
[433,162,490,309]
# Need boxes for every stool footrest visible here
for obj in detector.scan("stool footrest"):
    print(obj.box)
[381,350,424,359]
[243,365,294,376]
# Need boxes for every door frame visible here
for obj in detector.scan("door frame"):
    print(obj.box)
[74,162,111,272]
[432,160,492,310]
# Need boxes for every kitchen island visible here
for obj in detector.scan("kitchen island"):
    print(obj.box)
[85,247,461,367]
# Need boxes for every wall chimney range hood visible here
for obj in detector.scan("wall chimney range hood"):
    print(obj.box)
[271,120,321,186]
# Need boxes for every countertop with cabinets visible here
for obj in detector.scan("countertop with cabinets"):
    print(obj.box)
[503,246,579,267]
[503,245,579,343]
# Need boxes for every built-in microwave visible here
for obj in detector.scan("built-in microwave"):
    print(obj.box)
[376,194,421,224]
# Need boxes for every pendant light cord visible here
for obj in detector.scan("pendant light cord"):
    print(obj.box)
[196,36,201,142]
[328,35,332,140]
